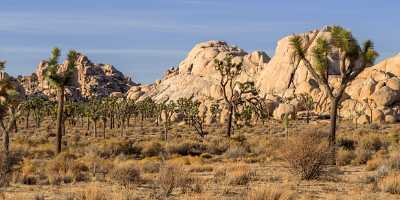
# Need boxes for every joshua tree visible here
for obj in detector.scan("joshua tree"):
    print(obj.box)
[43,48,78,154]
[160,100,176,141]
[0,62,23,155]
[87,98,102,137]
[214,55,259,137]
[290,26,378,161]
[210,103,221,123]
[363,98,376,124]
[297,93,315,124]
[177,98,208,137]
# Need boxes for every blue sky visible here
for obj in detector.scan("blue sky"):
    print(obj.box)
[1,0,399,83]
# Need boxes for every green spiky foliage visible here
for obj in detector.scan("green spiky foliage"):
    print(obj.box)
[43,47,78,154]
[22,96,48,129]
[210,103,221,121]
[136,97,156,130]
[297,93,315,124]
[290,26,379,164]
[87,98,103,137]
[214,55,262,137]
[176,97,207,137]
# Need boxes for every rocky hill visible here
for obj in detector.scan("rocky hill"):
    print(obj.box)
[127,27,400,124]
[127,40,269,102]
[19,53,137,99]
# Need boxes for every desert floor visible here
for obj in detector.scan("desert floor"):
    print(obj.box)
[1,119,400,200]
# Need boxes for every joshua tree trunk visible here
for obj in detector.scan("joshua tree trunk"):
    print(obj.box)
[93,120,97,137]
[102,119,106,139]
[226,104,233,137]
[25,111,30,129]
[13,120,17,133]
[329,97,339,164]
[86,117,90,131]
[56,86,65,154]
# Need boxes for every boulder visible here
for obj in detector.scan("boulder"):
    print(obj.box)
[385,114,397,124]
[273,104,296,120]
[386,77,400,91]
[356,115,370,125]
[371,86,398,106]
[371,109,385,123]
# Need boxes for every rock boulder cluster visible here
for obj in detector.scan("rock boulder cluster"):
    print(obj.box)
[19,54,136,99]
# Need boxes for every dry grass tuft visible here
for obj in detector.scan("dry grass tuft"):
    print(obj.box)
[246,186,296,200]
[379,173,400,194]
[336,148,356,166]
[108,161,142,187]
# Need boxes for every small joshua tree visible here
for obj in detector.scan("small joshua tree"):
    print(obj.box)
[290,26,378,163]
[43,48,78,154]
[297,93,315,124]
[160,100,176,141]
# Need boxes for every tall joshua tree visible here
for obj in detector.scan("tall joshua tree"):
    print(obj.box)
[290,26,378,161]
[44,48,78,154]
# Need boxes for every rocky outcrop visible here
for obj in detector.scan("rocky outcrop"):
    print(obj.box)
[22,54,136,99]
[127,40,270,103]
[128,27,400,124]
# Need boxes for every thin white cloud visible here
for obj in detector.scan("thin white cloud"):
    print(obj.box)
[0,11,310,35]
[0,47,186,56]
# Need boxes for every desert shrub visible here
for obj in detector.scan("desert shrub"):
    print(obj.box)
[31,143,55,159]
[34,193,45,200]
[200,153,212,159]
[158,164,198,197]
[109,162,141,187]
[96,139,142,158]
[353,147,373,165]
[225,143,251,159]
[359,134,387,152]
[227,164,256,185]
[45,151,89,184]
[366,157,385,171]
[0,153,21,187]
[46,151,77,174]
[141,160,161,173]
[246,186,296,200]
[188,164,213,173]
[167,140,207,156]
[386,153,400,171]
[69,161,90,182]
[141,142,163,157]
[388,131,400,144]
[206,137,229,155]
[379,173,400,194]
[336,148,356,166]
[75,185,110,200]
[337,137,356,150]
[282,132,329,180]
[18,159,47,185]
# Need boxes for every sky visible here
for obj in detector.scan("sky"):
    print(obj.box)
[0,0,399,84]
